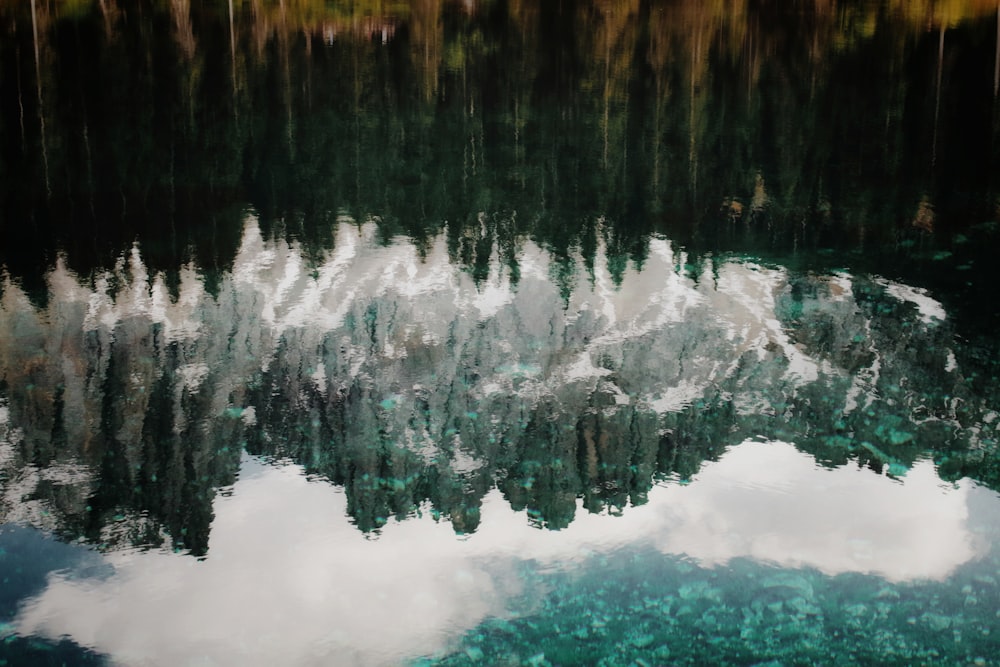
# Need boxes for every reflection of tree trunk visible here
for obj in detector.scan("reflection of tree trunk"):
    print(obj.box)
[171,0,196,60]
[746,19,753,102]
[16,46,26,153]
[603,15,611,170]
[463,59,472,189]
[279,4,294,162]
[689,28,701,202]
[515,97,524,189]
[229,0,238,118]
[932,23,944,167]
[995,1,1000,184]
[411,0,441,103]
[468,79,478,180]
[97,0,119,40]
[84,122,95,217]
[995,2,1000,98]
[353,47,361,205]
[30,0,50,198]
[653,76,661,197]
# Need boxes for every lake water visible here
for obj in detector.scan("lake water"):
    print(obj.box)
[3,1,1000,665]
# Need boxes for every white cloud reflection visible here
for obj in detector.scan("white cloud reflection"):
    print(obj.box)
[15,440,990,667]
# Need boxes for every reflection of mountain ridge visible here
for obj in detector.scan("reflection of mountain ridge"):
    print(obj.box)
[1,218,996,551]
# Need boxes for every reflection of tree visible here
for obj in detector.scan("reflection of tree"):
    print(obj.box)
[1,223,997,551]
[4,0,1000,287]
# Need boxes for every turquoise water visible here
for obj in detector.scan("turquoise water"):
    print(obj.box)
[2,1,1000,665]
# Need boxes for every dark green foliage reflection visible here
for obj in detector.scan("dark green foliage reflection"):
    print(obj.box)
[3,0,1000,282]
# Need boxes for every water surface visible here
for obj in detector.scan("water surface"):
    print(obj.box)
[2,1,1000,665]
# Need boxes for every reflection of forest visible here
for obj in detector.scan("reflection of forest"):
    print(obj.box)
[1,219,996,552]
[2,0,1000,553]
[3,0,1000,284]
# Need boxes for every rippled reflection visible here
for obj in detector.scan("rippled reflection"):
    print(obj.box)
[1,216,997,554]
[3,1,1000,663]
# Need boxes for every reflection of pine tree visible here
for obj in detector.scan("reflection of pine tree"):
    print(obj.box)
[501,400,583,531]
[136,344,176,550]
[83,342,135,547]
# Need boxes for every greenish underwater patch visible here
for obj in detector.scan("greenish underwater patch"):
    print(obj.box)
[417,548,1000,667]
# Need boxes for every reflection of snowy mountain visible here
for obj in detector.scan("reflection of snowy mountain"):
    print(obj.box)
[0,216,995,546]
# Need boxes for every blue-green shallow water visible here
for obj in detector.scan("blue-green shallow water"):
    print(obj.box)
[3,0,1000,665]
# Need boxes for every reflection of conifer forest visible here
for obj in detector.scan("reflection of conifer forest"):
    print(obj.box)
[2,0,1000,553]
[5,0,1000,276]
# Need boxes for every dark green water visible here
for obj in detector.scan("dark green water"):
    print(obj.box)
[2,1,1000,665]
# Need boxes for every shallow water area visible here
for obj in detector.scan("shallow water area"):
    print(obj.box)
[6,443,1000,666]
